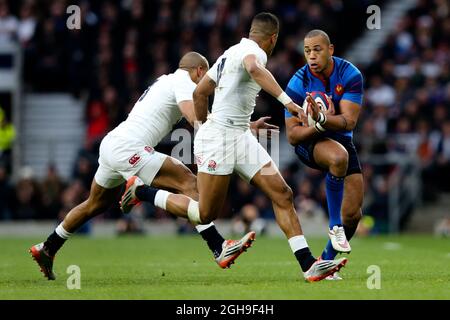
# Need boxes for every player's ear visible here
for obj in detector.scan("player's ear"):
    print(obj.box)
[329,44,334,56]
[196,66,203,78]
[271,33,278,45]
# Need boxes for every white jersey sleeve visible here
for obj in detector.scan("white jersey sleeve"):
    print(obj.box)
[174,73,196,103]
[241,45,267,67]
[206,56,222,84]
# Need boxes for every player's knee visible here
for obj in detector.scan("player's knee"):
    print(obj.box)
[180,174,198,195]
[330,150,348,169]
[333,150,348,167]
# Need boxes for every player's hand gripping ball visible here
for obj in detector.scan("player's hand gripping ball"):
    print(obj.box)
[302,91,330,127]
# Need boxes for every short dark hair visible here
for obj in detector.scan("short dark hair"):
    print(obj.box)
[305,29,331,45]
[251,12,280,36]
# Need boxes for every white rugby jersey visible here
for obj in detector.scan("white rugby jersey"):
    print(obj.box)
[109,69,196,147]
[207,38,268,129]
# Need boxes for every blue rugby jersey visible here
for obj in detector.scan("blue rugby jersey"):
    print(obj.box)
[284,56,363,139]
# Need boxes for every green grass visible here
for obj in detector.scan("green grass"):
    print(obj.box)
[0,235,449,299]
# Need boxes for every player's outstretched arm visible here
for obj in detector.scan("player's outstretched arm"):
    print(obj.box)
[250,116,279,139]
[243,54,303,116]
[193,74,216,123]
[243,54,284,98]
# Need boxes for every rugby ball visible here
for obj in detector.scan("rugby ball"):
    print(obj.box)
[302,91,330,127]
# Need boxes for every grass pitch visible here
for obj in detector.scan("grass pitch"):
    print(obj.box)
[0,234,449,300]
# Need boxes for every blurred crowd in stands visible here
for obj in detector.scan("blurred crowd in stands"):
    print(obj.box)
[0,0,449,235]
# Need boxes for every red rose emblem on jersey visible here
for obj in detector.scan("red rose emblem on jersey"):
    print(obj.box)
[207,160,217,172]
[335,84,344,95]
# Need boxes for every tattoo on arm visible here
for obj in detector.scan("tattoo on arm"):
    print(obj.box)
[341,115,348,130]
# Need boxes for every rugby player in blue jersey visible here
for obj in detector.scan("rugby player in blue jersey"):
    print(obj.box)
[285,30,364,280]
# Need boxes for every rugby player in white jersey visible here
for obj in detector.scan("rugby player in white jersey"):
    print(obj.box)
[191,12,348,282]
[29,52,273,280]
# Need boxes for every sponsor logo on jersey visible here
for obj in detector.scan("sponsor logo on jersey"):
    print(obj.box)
[335,84,344,95]
[128,154,141,166]
[144,146,154,153]
[207,160,217,172]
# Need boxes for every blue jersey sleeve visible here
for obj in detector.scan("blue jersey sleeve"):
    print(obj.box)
[342,66,363,106]
[284,71,306,118]
[284,108,293,118]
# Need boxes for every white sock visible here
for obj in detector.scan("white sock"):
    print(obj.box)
[288,235,308,253]
[195,222,215,233]
[55,224,72,240]
[154,190,171,210]
[187,200,201,225]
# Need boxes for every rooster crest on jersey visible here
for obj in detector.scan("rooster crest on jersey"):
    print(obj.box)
[302,91,330,127]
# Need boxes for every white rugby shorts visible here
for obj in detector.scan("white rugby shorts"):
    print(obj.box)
[94,134,167,188]
[194,120,272,182]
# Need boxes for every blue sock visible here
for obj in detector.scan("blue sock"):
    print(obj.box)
[322,173,345,260]
[322,240,337,260]
[325,173,344,229]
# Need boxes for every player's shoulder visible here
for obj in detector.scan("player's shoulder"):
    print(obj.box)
[334,56,362,79]
[289,65,309,85]
[286,65,309,93]
[171,69,195,91]
[173,69,193,82]
[238,38,267,60]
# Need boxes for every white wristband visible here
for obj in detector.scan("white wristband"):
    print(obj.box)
[277,92,292,106]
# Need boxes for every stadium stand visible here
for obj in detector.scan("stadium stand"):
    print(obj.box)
[0,0,448,235]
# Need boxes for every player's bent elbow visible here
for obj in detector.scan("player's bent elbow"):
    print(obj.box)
[246,65,257,75]
[286,130,302,146]
[345,119,357,131]
[192,88,203,102]
[245,62,261,77]
[287,135,298,146]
